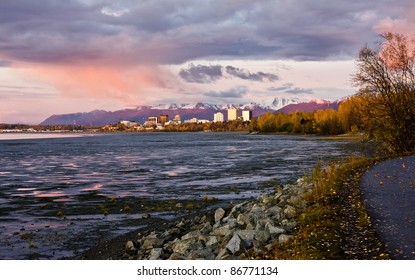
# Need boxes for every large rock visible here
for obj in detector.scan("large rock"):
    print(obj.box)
[284,205,297,218]
[250,204,265,214]
[281,220,297,232]
[141,237,164,250]
[265,206,282,219]
[206,235,219,248]
[235,230,256,247]
[255,218,275,231]
[214,208,226,223]
[181,230,202,241]
[245,223,255,230]
[172,239,199,255]
[255,230,271,244]
[236,213,249,227]
[259,195,275,205]
[149,248,163,260]
[125,240,138,255]
[212,224,233,236]
[226,234,246,255]
[265,222,285,235]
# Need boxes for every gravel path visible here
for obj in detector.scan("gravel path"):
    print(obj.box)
[360,156,415,259]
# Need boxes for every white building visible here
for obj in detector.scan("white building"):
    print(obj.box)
[120,120,139,127]
[173,115,181,124]
[198,119,210,124]
[144,116,158,127]
[227,109,239,121]
[214,112,224,122]
[184,117,199,123]
[242,110,252,122]
[165,115,182,126]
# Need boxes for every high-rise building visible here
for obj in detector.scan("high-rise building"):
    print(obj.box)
[214,112,224,122]
[242,110,252,122]
[159,114,169,125]
[227,109,238,121]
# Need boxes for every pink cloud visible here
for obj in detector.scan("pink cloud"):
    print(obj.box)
[25,63,179,106]
[373,15,415,37]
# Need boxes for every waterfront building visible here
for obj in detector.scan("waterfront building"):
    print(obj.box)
[165,115,181,126]
[227,108,239,121]
[214,112,224,123]
[146,116,158,126]
[120,120,138,127]
[159,114,169,125]
[173,115,181,124]
[198,119,210,124]
[242,110,252,122]
[184,117,199,123]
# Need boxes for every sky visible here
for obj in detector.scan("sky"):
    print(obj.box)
[0,0,414,124]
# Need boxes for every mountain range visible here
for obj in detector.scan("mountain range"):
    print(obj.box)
[40,97,342,126]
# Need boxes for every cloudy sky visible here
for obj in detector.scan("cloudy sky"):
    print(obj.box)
[0,0,414,124]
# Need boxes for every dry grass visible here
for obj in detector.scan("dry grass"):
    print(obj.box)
[257,157,389,260]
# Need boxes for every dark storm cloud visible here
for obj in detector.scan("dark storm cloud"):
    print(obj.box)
[179,64,223,83]
[268,83,294,92]
[179,64,278,83]
[269,83,314,95]
[204,86,248,99]
[0,0,409,64]
[285,87,314,95]
[225,66,278,82]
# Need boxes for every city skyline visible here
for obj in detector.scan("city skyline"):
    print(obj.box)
[1,0,414,124]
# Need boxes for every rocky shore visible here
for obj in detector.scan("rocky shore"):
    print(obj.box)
[121,177,313,260]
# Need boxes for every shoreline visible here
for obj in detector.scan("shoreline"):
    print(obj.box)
[80,177,313,260]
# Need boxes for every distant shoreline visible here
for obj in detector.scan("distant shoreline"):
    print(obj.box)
[0,132,94,141]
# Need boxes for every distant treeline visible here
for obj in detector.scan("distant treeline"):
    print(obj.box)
[0,124,97,131]
[163,121,252,132]
[0,124,30,130]
[252,97,359,135]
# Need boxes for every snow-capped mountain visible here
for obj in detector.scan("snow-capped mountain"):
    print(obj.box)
[150,98,301,111]
[262,97,303,110]
[39,98,340,125]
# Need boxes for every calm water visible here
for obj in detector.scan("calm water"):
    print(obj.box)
[0,132,364,259]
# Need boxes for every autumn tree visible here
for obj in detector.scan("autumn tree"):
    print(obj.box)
[337,97,360,133]
[353,32,415,154]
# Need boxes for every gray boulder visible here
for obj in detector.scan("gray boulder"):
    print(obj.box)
[226,234,246,255]
[214,208,226,223]
[149,248,163,260]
